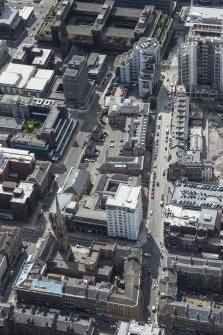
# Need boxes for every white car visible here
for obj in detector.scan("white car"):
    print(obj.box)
[152,305,156,312]
[150,210,153,215]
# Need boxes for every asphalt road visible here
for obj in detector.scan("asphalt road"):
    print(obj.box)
[145,32,184,322]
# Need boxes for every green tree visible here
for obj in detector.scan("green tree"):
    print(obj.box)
[149,96,157,110]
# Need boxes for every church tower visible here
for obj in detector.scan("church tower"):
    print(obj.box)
[52,196,69,252]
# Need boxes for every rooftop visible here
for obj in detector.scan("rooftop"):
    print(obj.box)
[164,204,219,231]
[0,116,25,131]
[106,184,141,210]
[10,181,35,204]
[62,167,90,195]
[19,6,34,21]
[0,7,18,26]
[74,195,107,224]
[187,6,223,26]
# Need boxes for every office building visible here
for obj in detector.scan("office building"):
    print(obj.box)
[186,6,223,38]
[0,116,25,133]
[106,184,143,240]
[63,55,94,108]
[115,37,160,98]
[87,53,107,82]
[98,156,144,175]
[108,100,149,124]
[54,173,141,235]
[46,1,162,52]
[10,181,38,221]
[10,97,77,161]
[0,95,31,119]
[73,195,107,234]
[12,43,54,68]
[19,6,35,26]
[0,6,25,40]
[0,63,54,97]
[0,180,38,221]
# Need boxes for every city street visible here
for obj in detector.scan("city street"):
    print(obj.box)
[144,32,184,321]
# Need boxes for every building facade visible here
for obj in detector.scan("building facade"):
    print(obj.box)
[115,37,160,98]
[106,184,143,240]
[62,55,94,108]
[178,36,223,95]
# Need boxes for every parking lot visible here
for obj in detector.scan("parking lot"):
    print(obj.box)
[170,181,223,209]
[81,120,128,183]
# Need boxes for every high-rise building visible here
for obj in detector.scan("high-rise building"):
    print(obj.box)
[178,6,223,95]
[178,36,223,94]
[114,37,160,98]
[106,184,143,240]
[62,55,94,107]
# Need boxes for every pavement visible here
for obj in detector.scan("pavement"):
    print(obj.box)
[144,31,184,322]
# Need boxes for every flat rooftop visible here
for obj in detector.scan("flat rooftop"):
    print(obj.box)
[0,117,25,130]
[164,204,219,230]
[73,1,102,14]
[75,195,107,224]
[106,184,141,209]
[0,7,18,25]
[19,6,34,20]
[0,145,34,162]
[189,6,223,21]
[0,63,35,88]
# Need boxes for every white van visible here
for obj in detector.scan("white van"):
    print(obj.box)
[152,305,156,312]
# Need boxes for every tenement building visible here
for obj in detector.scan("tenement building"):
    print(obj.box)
[158,254,223,334]
[0,304,95,335]
[14,204,143,320]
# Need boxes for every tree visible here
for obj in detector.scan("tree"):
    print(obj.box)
[149,96,157,110]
